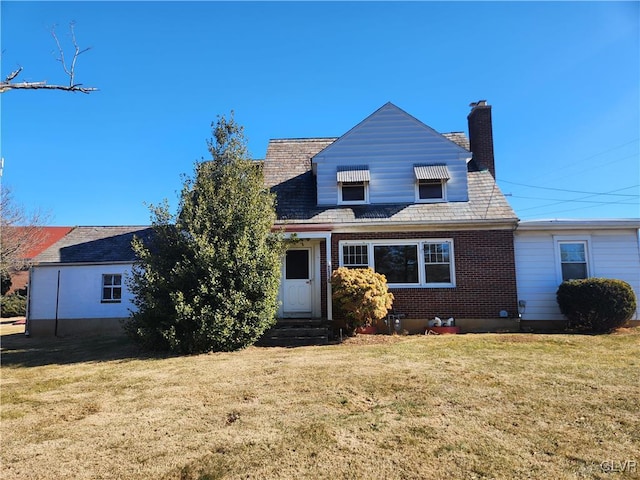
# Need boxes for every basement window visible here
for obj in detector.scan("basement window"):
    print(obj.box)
[102,274,122,303]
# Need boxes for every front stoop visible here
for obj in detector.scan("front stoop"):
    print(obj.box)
[258,318,329,347]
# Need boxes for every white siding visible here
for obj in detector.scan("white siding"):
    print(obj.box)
[515,229,640,322]
[28,263,135,321]
[314,103,470,205]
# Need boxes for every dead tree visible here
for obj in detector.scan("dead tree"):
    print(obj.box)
[0,22,97,94]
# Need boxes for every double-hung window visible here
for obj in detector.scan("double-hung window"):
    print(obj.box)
[102,274,122,303]
[558,241,589,281]
[339,239,455,288]
[337,166,370,205]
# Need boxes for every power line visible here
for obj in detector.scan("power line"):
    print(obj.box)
[499,179,639,197]
[516,185,640,213]
[510,194,638,205]
[520,138,639,184]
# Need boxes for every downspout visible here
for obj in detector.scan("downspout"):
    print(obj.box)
[54,270,61,337]
[326,232,332,321]
[24,266,33,337]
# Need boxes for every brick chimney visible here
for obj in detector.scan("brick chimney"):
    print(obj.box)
[467,100,495,178]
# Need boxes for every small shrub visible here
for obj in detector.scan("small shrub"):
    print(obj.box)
[556,278,637,333]
[1,293,27,317]
[331,267,394,333]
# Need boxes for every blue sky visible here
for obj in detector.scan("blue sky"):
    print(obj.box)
[1,1,638,226]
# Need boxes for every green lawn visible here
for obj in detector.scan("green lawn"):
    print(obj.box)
[1,322,639,479]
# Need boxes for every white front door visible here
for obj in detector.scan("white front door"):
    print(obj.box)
[283,248,312,316]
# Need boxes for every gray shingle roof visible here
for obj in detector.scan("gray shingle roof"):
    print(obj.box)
[442,132,470,151]
[34,226,153,264]
[263,137,517,226]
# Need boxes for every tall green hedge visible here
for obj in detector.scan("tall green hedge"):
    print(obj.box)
[556,278,636,333]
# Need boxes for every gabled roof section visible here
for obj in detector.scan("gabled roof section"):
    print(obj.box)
[263,138,336,218]
[34,226,154,264]
[312,102,470,163]
[3,226,73,260]
[442,132,470,151]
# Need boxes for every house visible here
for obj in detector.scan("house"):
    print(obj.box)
[25,226,153,336]
[514,219,640,330]
[2,226,73,294]
[264,101,520,333]
[26,101,519,337]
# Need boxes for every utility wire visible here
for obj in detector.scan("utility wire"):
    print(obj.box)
[522,138,639,184]
[510,194,638,205]
[516,185,640,213]
[499,180,639,197]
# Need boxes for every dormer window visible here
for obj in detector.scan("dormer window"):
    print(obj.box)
[414,165,450,202]
[337,166,370,205]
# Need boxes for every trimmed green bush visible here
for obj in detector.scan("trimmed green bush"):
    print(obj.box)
[331,267,394,333]
[556,278,637,333]
[1,293,27,317]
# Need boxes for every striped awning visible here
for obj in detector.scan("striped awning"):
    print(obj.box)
[414,165,451,180]
[337,166,370,183]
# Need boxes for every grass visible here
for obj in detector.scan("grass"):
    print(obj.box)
[1,321,639,479]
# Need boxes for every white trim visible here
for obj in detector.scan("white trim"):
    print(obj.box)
[338,181,370,205]
[338,238,456,288]
[518,219,640,230]
[415,178,448,203]
[553,235,593,284]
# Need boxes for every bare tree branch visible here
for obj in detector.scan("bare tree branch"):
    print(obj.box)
[0,22,97,94]
[1,186,51,273]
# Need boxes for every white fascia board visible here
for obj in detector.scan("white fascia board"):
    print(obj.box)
[32,261,135,268]
[517,219,640,231]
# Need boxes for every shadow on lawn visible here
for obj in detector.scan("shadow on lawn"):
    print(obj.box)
[0,332,162,367]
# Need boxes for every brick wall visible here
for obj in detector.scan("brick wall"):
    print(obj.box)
[331,229,518,320]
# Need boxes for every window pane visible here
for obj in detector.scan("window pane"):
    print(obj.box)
[419,181,443,199]
[113,287,122,300]
[424,242,450,263]
[425,264,451,284]
[113,275,122,286]
[373,245,418,284]
[286,250,309,279]
[562,263,587,281]
[342,183,365,202]
[560,243,585,262]
[104,275,113,286]
[103,287,112,300]
[343,245,368,267]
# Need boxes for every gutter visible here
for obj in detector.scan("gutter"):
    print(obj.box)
[516,219,640,231]
[276,218,519,233]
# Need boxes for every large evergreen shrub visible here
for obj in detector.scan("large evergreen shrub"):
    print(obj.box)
[125,114,284,353]
[331,267,394,333]
[556,278,637,333]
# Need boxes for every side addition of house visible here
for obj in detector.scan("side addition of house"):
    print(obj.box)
[263,101,520,333]
[514,219,640,328]
[25,226,153,336]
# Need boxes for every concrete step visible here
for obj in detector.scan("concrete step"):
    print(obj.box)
[258,320,330,347]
